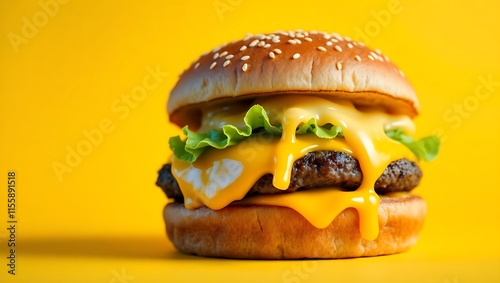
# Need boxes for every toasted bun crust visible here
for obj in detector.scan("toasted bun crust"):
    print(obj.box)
[168,30,418,127]
[164,195,426,259]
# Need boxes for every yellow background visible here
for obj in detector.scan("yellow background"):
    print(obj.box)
[1,0,499,282]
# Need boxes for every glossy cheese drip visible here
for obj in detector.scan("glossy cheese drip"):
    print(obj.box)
[172,95,415,240]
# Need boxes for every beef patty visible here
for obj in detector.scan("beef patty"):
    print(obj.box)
[156,151,422,203]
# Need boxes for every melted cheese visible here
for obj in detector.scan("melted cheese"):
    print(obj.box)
[198,102,249,132]
[171,95,415,240]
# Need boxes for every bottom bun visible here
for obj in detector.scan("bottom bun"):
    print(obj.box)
[164,195,426,259]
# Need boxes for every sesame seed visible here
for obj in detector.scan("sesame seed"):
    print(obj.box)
[240,45,247,51]
[344,36,352,41]
[194,62,200,69]
[269,51,275,59]
[288,39,296,44]
[249,39,259,47]
[330,39,339,43]
[210,62,217,69]
[354,55,361,62]
[257,34,266,40]
[241,55,250,61]
[304,37,312,42]
[294,39,302,44]
[258,41,266,47]
[293,53,300,59]
[317,46,327,52]
[326,41,333,46]
[243,34,253,41]
[375,49,382,55]
[310,30,318,34]
[213,53,219,59]
[334,45,342,52]
[370,51,378,58]
[336,62,342,70]
[264,43,271,48]
[220,51,228,57]
[368,55,375,60]
[296,33,305,38]
[347,43,353,48]
[226,54,234,59]
[223,60,231,67]
[324,34,332,40]
[384,55,390,62]
[399,70,405,77]
[242,63,248,72]
[274,48,282,54]
[272,37,280,43]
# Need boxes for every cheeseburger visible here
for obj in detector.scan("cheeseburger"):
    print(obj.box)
[156,30,439,259]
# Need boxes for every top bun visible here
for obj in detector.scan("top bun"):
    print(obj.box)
[168,30,418,127]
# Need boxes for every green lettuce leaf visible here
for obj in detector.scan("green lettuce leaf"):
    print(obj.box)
[169,104,440,163]
[386,129,440,162]
[169,104,342,163]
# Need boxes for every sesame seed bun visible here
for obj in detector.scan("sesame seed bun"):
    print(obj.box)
[168,31,419,127]
[164,195,426,259]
